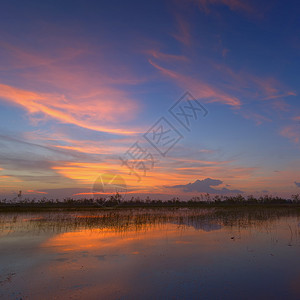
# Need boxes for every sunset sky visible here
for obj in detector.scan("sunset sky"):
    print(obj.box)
[0,0,299,199]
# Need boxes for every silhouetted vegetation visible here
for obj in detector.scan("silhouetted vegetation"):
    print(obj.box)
[0,193,299,211]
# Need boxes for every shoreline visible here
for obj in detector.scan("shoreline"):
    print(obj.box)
[1,203,300,212]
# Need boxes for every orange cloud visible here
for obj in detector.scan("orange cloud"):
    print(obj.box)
[0,175,22,183]
[0,83,139,135]
[149,60,241,107]
[72,190,137,196]
[51,160,188,194]
[49,155,299,197]
[51,158,257,196]
[26,190,48,194]
[0,41,146,136]
[242,162,300,195]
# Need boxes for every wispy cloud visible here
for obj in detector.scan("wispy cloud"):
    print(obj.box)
[0,41,147,136]
[0,41,85,71]
[148,52,295,116]
[213,63,296,103]
[271,100,290,112]
[149,60,241,107]
[280,126,300,144]
[0,132,90,191]
[172,14,192,46]
[193,0,257,16]
[240,111,272,126]
[26,189,48,194]
[145,49,189,62]
[0,83,139,135]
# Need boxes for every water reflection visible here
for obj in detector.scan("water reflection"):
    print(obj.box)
[0,208,300,299]
[1,207,299,234]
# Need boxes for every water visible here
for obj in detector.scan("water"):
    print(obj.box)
[0,207,299,299]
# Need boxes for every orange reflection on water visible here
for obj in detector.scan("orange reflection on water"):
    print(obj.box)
[42,224,202,253]
[1,210,300,300]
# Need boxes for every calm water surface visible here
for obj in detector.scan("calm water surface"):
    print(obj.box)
[0,207,300,299]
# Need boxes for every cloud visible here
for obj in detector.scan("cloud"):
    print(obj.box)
[213,63,296,103]
[193,0,257,15]
[167,178,243,194]
[145,49,189,62]
[26,190,48,194]
[172,14,192,46]
[0,41,85,71]
[271,100,290,112]
[0,83,138,135]
[0,133,90,186]
[295,182,300,188]
[280,126,300,144]
[240,111,272,126]
[149,60,241,107]
[149,53,295,114]
[0,41,145,136]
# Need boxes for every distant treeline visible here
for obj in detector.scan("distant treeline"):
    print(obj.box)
[0,193,300,209]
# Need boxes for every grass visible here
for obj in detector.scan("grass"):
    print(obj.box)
[1,206,299,234]
[0,193,300,212]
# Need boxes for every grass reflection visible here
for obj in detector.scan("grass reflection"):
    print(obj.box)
[0,207,299,236]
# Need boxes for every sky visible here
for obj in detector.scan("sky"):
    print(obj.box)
[0,0,299,199]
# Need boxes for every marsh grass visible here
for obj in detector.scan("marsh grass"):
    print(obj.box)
[1,207,299,237]
[0,193,300,212]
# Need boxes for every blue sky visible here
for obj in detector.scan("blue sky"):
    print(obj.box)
[0,0,299,199]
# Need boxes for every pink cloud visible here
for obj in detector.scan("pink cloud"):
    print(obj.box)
[241,111,272,126]
[213,63,296,102]
[26,190,48,194]
[149,60,241,107]
[271,100,290,112]
[0,42,146,135]
[280,126,300,144]
[172,14,192,46]
[0,41,85,71]
[193,0,257,15]
[145,49,189,62]
[0,83,139,135]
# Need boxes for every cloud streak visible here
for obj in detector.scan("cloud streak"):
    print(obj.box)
[280,126,300,144]
[172,14,192,46]
[149,60,241,107]
[193,0,257,15]
[0,83,139,135]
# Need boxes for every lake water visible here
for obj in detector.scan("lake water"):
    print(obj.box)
[0,207,300,299]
